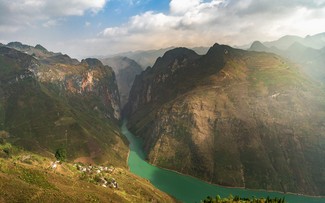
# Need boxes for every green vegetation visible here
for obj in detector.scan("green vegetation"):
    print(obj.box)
[0,145,176,202]
[202,194,286,203]
[19,167,54,189]
[55,148,67,161]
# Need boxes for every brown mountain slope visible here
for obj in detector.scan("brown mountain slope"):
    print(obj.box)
[0,45,125,166]
[125,44,325,196]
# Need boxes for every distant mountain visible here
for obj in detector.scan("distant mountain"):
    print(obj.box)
[0,44,126,166]
[101,56,143,107]
[263,35,304,50]
[100,47,209,104]
[248,41,269,52]
[263,32,325,50]
[110,46,209,69]
[125,44,325,196]
[249,37,325,82]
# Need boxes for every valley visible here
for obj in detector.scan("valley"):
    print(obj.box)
[2,0,325,202]
[1,35,325,202]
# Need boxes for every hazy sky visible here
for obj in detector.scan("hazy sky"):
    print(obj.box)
[0,0,325,59]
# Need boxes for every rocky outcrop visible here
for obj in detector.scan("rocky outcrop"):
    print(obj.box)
[0,45,127,165]
[125,44,325,196]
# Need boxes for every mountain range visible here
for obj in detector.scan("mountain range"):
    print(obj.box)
[105,46,209,69]
[1,32,325,201]
[124,43,325,196]
[263,33,325,50]
[249,37,325,82]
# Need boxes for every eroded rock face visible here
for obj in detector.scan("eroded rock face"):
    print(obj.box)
[34,58,121,120]
[125,44,325,196]
[0,44,126,165]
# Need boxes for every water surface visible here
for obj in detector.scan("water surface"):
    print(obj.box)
[121,121,325,203]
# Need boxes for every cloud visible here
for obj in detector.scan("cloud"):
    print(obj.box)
[170,0,201,14]
[43,19,62,28]
[2,0,325,58]
[92,0,325,55]
[85,21,91,27]
[0,0,107,32]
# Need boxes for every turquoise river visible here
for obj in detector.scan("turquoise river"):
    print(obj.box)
[121,121,325,203]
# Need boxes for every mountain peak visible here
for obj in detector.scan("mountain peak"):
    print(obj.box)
[7,41,29,50]
[212,43,220,47]
[287,41,306,50]
[153,47,199,69]
[82,58,104,68]
[162,47,198,58]
[34,44,48,52]
[249,41,268,52]
[205,43,232,57]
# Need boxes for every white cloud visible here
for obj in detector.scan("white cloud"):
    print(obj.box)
[91,0,325,55]
[170,0,201,15]
[2,0,325,58]
[0,0,108,33]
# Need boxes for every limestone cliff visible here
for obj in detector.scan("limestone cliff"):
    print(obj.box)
[125,44,325,196]
[0,44,126,165]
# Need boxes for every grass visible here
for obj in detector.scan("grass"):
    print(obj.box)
[0,144,177,203]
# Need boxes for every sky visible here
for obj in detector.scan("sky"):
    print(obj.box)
[0,0,325,59]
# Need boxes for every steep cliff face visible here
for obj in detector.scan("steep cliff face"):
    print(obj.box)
[101,56,142,107]
[0,45,127,166]
[125,44,325,195]
[36,58,121,121]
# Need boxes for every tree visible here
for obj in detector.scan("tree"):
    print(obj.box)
[216,195,221,203]
[55,148,67,161]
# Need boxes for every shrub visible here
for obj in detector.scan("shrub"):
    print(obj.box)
[55,148,67,162]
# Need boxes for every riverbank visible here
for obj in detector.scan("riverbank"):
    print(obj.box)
[121,121,325,203]
[148,163,325,199]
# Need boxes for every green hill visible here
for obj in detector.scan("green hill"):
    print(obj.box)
[0,143,176,202]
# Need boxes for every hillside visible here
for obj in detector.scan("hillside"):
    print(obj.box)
[0,143,176,202]
[0,44,126,166]
[0,42,181,202]
[125,44,325,196]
